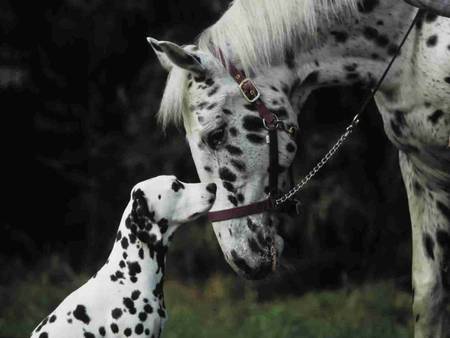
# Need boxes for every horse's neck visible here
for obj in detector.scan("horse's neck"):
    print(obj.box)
[286,1,417,113]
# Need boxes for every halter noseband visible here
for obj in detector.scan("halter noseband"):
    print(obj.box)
[207,49,292,223]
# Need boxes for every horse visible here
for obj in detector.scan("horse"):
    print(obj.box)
[147,0,450,336]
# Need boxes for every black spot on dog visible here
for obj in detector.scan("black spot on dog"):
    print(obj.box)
[444,77,450,84]
[219,167,237,182]
[111,308,122,319]
[49,315,56,323]
[246,134,265,144]
[123,297,137,314]
[127,261,142,279]
[158,218,169,234]
[144,304,153,313]
[116,231,122,242]
[428,110,444,124]
[204,166,212,172]
[331,31,349,43]
[131,290,141,300]
[135,323,144,334]
[73,305,90,324]
[111,323,119,333]
[138,312,147,321]
[207,183,217,194]
[124,328,132,336]
[84,333,95,338]
[226,145,243,155]
[425,12,438,23]
[121,236,129,250]
[99,326,106,336]
[172,180,185,192]
[243,115,264,132]
[237,193,245,203]
[426,35,438,47]
[423,233,435,260]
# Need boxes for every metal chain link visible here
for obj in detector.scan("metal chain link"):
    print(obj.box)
[274,114,360,206]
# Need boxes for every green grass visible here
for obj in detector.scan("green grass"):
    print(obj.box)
[0,268,413,338]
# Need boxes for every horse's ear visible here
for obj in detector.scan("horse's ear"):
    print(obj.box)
[147,37,205,75]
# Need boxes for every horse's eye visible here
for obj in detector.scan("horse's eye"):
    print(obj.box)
[207,127,226,150]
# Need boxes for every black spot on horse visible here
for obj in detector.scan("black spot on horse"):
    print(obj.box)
[428,110,444,124]
[231,159,246,172]
[437,201,450,221]
[426,35,438,47]
[286,142,296,153]
[228,195,238,206]
[248,237,264,255]
[375,34,389,47]
[243,115,264,132]
[436,230,450,290]
[246,134,265,144]
[73,305,90,324]
[219,167,237,182]
[226,145,243,155]
[304,71,319,85]
[273,108,288,118]
[330,31,349,43]
[344,63,358,72]
[229,127,238,137]
[363,26,378,40]
[357,0,379,13]
[423,233,435,260]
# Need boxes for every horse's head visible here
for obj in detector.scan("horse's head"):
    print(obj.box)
[148,38,299,279]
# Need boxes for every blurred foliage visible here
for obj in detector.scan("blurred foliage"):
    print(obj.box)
[0,256,413,338]
[1,0,411,303]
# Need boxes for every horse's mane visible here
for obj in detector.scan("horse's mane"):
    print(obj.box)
[159,0,360,128]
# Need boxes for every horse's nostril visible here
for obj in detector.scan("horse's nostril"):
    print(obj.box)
[206,183,217,194]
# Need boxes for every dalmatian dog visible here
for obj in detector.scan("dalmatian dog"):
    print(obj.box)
[31,176,217,338]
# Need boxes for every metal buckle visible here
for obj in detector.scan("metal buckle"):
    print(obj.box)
[239,78,261,103]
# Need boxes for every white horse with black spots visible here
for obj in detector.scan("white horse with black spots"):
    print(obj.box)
[30,176,217,338]
[148,0,449,337]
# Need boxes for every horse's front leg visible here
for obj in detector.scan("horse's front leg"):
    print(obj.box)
[399,152,450,338]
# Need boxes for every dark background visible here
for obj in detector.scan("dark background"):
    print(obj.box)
[0,0,411,296]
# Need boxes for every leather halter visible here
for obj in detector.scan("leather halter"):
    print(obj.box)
[207,50,286,223]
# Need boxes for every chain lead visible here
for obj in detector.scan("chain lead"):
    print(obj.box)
[274,10,421,208]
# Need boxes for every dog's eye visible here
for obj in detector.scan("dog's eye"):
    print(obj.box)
[207,127,226,150]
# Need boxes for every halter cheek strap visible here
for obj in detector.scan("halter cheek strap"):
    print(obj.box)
[207,49,283,223]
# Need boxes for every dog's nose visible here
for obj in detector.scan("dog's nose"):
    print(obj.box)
[206,183,217,194]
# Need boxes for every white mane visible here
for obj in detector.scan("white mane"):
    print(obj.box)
[159,0,361,128]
